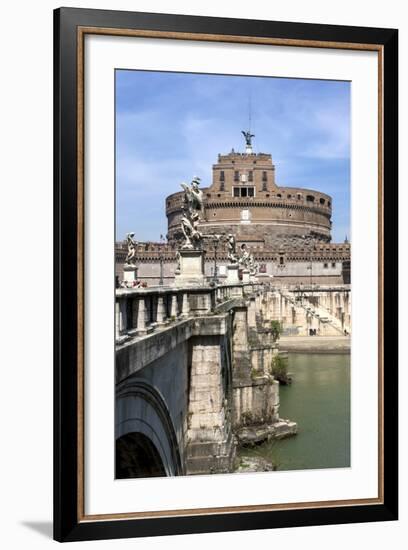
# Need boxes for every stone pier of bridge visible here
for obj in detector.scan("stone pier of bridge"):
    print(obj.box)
[115,282,297,477]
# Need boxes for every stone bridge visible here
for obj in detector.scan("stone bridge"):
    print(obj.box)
[115,283,297,478]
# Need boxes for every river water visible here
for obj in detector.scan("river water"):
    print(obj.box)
[240,353,350,471]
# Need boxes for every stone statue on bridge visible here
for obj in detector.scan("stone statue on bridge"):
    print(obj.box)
[174,250,181,274]
[179,177,204,250]
[238,243,251,268]
[180,211,202,250]
[180,176,203,215]
[234,242,259,276]
[226,234,239,264]
[124,232,137,266]
[248,253,259,276]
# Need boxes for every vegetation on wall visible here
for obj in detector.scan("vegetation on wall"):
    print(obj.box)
[270,320,282,341]
[271,354,291,385]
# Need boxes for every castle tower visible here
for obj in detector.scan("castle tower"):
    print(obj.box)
[165,134,332,249]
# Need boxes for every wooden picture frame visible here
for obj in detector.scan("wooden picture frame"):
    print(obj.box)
[54,7,398,542]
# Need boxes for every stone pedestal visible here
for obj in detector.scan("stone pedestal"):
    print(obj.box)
[174,248,206,287]
[226,263,239,284]
[242,269,250,283]
[123,264,138,285]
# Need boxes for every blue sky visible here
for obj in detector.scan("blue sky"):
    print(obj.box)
[116,70,350,243]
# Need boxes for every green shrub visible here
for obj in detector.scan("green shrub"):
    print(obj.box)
[270,320,282,341]
[271,354,290,384]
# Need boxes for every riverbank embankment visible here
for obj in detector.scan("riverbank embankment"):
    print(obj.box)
[279,335,350,353]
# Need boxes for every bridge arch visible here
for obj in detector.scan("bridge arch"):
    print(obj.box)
[115,379,183,477]
[116,432,166,478]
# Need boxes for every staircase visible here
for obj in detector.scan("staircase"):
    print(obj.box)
[280,291,349,335]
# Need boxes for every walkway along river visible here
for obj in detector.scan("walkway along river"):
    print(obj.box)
[238,353,350,471]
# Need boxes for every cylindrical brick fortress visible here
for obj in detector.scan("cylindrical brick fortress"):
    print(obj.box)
[166,150,332,248]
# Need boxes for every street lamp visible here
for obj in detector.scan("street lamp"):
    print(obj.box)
[295,284,304,305]
[212,234,222,284]
[159,235,165,286]
[159,252,164,286]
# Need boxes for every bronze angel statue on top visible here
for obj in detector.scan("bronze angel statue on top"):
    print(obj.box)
[241,130,255,147]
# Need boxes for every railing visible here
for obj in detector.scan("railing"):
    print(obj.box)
[287,284,351,292]
[115,282,262,343]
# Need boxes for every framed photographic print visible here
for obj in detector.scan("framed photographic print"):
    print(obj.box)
[54,7,398,542]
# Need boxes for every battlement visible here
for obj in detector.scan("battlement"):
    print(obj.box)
[217,151,272,163]
[115,241,350,262]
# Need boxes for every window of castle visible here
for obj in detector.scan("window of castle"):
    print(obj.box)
[233,186,255,198]
[234,170,239,181]
[220,170,225,181]
[320,198,325,205]
[240,209,252,223]
[248,171,253,182]
[262,171,268,182]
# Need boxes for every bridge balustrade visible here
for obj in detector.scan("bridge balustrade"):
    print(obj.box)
[115,282,262,342]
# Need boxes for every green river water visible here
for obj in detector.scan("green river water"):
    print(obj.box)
[240,353,350,471]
